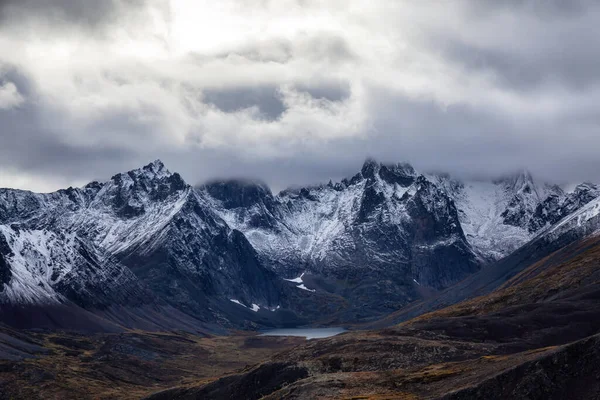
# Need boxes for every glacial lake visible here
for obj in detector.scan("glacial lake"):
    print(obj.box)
[260,327,347,340]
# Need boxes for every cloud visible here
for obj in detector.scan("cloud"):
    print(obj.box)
[0,82,23,109]
[295,81,351,103]
[0,0,119,27]
[433,1,600,92]
[202,86,287,121]
[0,0,164,35]
[0,0,599,192]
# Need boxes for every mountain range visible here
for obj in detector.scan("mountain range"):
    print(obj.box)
[0,158,599,333]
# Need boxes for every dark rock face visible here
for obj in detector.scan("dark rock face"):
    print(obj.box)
[378,162,417,187]
[360,159,417,187]
[201,180,279,230]
[0,189,44,224]
[202,179,274,210]
[403,177,479,288]
[356,183,386,222]
[202,160,480,320]
[501,196,532,227]
[494,173,599,236]
[529,193,562,232]
[118,193,283,322]
[0,234,13,290]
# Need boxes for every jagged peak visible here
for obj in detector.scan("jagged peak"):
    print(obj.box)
[360,158,416,181]
[110,159,176,184]
[144,159,167,172]
[494,168,539,194]
[384,161,416,176]
[360,158,415,171]
[140,159,172,178]
[361,158,380,178]
[361,157,379,168]
[201,178,275,209]
[514,168,534,184]
[575,182,599,192]
[103,160,188,212]
[278,182,329,198]
[201,178,271,193]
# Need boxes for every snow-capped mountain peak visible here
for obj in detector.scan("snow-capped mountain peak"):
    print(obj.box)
[499,168,536,193]
[204,159,600,273]
[203,158,480,311]
[0,160,288,331]
[1,158,599,332]
[145,159,168,174]
[353,159,417,187]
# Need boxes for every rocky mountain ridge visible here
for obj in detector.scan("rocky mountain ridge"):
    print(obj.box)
[0,158,598,331]
[0,161,288,331]
[203,159,600,277]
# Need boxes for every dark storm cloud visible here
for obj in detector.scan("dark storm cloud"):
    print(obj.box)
[0,0,117,29]
[180,87,526,190]
[189,82,600,190]
[467,0,591,17]
[439,31,600,92]
[0,102,137,178]
[435,0,600,92]
[203,86,287,121]
[202,81,351,121]
[357,85,600,185]
[0,103,137,185]
[0,66,152,187]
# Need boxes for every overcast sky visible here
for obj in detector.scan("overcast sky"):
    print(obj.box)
[1,0,600,192]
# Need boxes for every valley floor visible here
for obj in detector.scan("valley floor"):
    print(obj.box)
[0,327,304,400]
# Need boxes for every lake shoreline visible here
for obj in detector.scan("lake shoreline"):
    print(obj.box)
[259,327,347,339]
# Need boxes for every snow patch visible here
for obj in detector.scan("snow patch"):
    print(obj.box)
[297,284,316,292]
[284,273,305,283]
[230,299,261,312]
[283,272,316,292]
